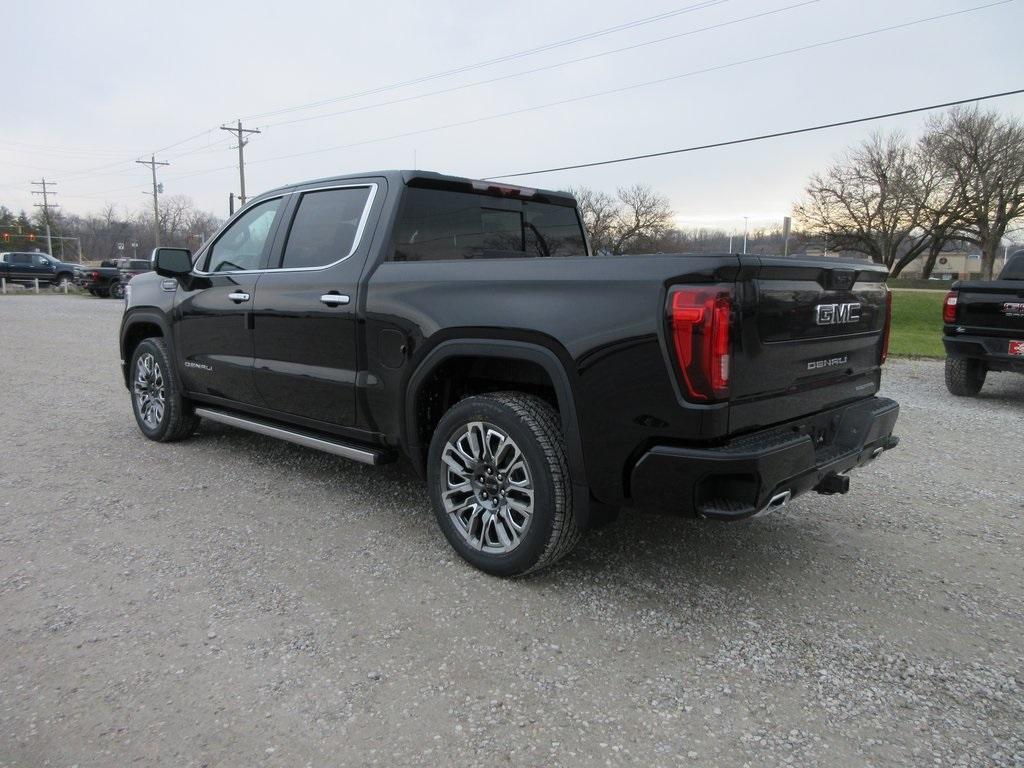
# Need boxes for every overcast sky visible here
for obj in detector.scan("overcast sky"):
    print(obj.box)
[4,0,1022,231]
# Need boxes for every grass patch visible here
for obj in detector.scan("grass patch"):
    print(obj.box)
[888,289,945,358]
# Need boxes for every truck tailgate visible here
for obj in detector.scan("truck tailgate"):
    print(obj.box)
[955,281,1024,335]
[728,256,889,434]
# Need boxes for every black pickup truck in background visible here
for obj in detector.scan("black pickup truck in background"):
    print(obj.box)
[113,259,154,299]
[75,261,121,297]
[75,258,153,298]
[119,170,900,576]
[943,251,1024,396]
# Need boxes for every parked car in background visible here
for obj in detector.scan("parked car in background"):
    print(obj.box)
[0,251,77,288]
[111,259,154,299]
[119,170,900,576]
[943,251,1024,395]
[74,261,122,297]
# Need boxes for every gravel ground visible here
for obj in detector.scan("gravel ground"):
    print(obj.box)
[1,296,1022,767]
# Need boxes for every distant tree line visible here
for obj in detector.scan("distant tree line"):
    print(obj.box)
[569,184,810,258]
[0,195,221,263]
[572,106,1024,280]
[796,107,1024,279]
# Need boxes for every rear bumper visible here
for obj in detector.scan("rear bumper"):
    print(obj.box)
[944,334,1024,373]
[630,396,899,520]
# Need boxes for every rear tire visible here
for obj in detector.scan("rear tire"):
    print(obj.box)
[110,282,125,300]
[129,338,199,442]
[945,357,986,396]
[427,392,580,577]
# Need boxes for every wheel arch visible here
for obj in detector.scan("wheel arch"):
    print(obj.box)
[405,338,593,525]
[120,310,173,388]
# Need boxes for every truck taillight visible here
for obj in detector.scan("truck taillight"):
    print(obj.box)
[91,271,99,280]
[668,286,731,402]
[943,290,959,324]
[881,288,893,364]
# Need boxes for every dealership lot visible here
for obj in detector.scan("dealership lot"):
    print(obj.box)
[1,296,1022,767]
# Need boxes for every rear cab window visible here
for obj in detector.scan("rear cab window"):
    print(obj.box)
[391,185,588,262]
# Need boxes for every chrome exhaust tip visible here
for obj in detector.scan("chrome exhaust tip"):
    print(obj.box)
[753,490,791,518]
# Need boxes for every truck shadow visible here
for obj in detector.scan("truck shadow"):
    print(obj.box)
[190,421,851,619]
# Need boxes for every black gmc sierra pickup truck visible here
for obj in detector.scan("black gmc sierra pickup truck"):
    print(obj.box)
[943,251,1024,395]
[119,170,900,576]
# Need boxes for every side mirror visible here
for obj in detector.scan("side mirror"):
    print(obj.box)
[152,248,193,278]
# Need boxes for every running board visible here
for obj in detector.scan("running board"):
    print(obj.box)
[194,407,387,465]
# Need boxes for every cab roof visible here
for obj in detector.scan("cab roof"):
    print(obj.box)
[258,170,577,207]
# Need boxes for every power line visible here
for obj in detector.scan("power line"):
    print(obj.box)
[485,88,1024,179]
[37,0,1015,202]
[233,1,1013,170]
[262,0,819,130]
[220,121,261,206]
[241,0,730,122]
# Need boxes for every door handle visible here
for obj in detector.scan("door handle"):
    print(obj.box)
[228,291,250,303]
[320,293,350,307]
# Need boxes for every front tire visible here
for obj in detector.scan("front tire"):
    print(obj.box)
[130,338,199,442]
[427,392,580,577]
[945,357,986,396]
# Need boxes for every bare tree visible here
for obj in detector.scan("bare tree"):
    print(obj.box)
[795,132,930,275]
[569,186,618,254]
[611,184,674,254]
[569,184,674,254]
[903,134,967,278]
[925,107,1024,279]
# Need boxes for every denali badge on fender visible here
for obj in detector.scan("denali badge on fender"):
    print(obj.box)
[808,355,849,370]
[815,302,861,326]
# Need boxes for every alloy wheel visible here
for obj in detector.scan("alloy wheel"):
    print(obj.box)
[133,352,166,429]
[440,421,534,554]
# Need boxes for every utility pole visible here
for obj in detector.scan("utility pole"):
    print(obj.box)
[742,216,749,255]
[30,179,58,256]
[220,120,260,207]
[136,155,169,246]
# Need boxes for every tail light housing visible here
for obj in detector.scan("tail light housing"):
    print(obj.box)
[943,290,959,324]
[880,287,893,364]
[668,285,732,402]
[91,271,100,280]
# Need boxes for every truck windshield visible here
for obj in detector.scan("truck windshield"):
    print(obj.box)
[392,188,587,261]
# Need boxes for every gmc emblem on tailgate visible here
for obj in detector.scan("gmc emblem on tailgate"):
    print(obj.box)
[815,302,862,326]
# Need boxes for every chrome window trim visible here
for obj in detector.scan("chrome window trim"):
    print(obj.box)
[191,182,379,276]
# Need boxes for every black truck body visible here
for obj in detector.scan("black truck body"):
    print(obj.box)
[943,252,1024,395]
[75,261,121,296]
[119,170,900,575]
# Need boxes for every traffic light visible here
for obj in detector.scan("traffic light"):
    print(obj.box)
[2,232,9,243]
[28,233,35,242]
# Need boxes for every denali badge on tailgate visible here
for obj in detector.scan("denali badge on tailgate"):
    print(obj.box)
[815,302,862,326]
[808,355,849,371]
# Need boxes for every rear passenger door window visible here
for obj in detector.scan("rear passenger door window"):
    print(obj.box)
[278,186,372,269]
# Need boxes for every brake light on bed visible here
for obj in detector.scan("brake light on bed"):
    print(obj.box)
[668,285,732,402]
[943,290,959,324]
